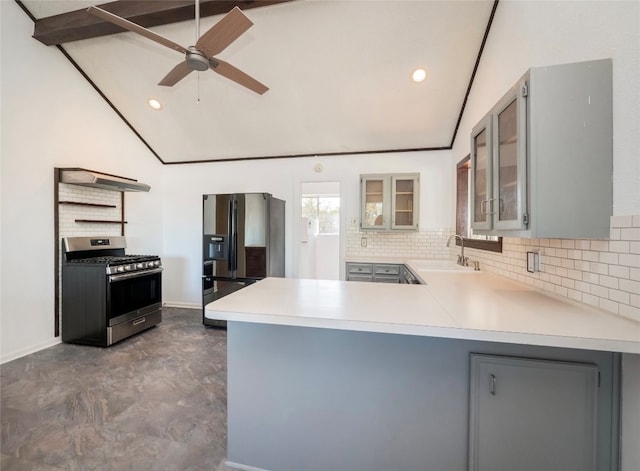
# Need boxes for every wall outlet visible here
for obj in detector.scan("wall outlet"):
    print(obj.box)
[527,250,541,273]
[361,237,367,248]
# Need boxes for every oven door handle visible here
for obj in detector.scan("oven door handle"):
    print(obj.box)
[109,267,163,282]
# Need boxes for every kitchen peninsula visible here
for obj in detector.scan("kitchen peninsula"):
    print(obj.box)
[205,268,640,471]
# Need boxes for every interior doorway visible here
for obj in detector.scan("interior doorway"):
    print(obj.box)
[298,181,340,280]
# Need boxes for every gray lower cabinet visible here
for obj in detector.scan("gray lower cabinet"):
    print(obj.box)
[346,262,401,283]
[469,354,598,471]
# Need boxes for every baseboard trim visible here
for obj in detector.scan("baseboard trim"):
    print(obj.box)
[1,337,62,365]
[162,301,201,310]
[225,460,272,471]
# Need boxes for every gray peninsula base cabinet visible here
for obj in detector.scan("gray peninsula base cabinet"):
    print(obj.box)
[469,354,599,471]
[226,323,619,471]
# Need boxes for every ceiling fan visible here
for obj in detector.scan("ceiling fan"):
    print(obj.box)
[87,3,268,94]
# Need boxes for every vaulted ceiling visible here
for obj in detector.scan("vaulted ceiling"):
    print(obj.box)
[20,0,497,164]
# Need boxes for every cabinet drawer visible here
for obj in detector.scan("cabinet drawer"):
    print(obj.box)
[374,275,400,283]
[374,264,400,276]
[347,263,373,275]
[347,275,374,282]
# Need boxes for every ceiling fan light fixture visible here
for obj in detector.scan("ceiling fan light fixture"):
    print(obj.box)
[412,68,428,83]
[148,98,163,110]
[186,47,210,72]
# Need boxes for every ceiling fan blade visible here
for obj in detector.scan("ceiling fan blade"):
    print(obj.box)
[196,6,253,58]
[210,58,269,95]
[87,6,187,54]
[158,61,193,87]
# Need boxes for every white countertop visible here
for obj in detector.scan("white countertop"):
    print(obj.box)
[205,271,640,353]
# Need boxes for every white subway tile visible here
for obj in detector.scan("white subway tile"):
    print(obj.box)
[599,275,619,290]
[619,253,640,268]
[591,240,609,251]
[561,240,575,249]
[582,251,599,262]
[590,284,609,298]
[609,241,630,253]
[620,304,640,322]
[599,298,619,315]
[611,215,633,228]
[631,242,640,254]
[591,263,609,275]
[582,293,600,308]
[609,289,630,304]
[610,229,621,241]
[599,252,619,264]
[609,265,630,279]
[630,268,640,282]
[619,279,640,295]
[575,240,590,250]
[621,228,640,241]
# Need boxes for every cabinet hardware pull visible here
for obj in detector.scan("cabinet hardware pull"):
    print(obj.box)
[133,318,146,326]
[490,374,496,395]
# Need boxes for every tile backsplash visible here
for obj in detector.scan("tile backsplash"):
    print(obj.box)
[346,225,452,259]
[345,215,640,323]
[460,215,640,323]
[58,183,123,239]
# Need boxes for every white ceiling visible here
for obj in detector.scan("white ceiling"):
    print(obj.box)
[22,0,495,164]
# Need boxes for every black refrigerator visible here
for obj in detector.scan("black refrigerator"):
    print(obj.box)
[202,193,285,326]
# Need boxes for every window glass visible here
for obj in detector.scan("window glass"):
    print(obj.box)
[301,196,340,235]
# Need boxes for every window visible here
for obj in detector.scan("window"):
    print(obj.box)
[456,155,502,252]
[301,195,340,235]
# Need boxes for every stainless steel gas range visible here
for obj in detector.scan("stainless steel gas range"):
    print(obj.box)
[61,236,162,346]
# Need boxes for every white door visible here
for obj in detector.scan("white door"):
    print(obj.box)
[298,182,340,280]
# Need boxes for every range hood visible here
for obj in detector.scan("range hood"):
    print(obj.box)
[59,169,150,192]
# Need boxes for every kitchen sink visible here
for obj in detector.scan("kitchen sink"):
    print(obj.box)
[407,259,479,273]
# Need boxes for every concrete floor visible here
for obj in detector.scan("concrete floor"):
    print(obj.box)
[1,307,231,471]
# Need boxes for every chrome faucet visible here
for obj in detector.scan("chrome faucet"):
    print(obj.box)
[446,234,467,267]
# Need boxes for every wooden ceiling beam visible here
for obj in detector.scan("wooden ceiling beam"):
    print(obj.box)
[33,0,293,46]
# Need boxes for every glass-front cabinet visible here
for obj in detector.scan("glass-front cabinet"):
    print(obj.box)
[360,173,419,231]
[391,176,417,229]
[470,117,492,231]
[471,79,528,233]
[469,59,613,239]
[361,176,388,230]
[493,82,527,231]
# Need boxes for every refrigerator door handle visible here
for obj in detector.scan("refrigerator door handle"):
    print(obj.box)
[227,199,234,273]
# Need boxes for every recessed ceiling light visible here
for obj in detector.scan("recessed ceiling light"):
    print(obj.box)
[412,68,427,83]
[148,98,163,110]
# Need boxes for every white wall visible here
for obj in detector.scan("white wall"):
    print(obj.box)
[161,150,452,306]
[0,1,164,363]
[451,0,640,217]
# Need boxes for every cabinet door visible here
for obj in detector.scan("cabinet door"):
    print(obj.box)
[469,354,598,471]
[470,118,493,231]
[391,176,419,230]
[361,176,388,230]
[492,81,528,231]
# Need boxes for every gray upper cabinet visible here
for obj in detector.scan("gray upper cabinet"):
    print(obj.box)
[360,173,419,231]
[471,59,613,238]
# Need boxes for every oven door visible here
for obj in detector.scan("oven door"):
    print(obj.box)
[107,268,162,326]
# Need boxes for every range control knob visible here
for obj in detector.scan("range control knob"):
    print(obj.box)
[136,263,144,269]
[117,266,125,273]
